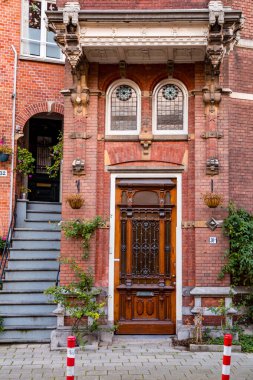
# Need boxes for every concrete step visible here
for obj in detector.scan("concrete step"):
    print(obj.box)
[13,229,61,239]
[23,219,61,229]
[2,280,56,291]
[1,314,57,327]
[26,211,61,221]
[9,249,60,260]
[27,201,61,212]
[8,260,59,270]
[0,326,54,341]
[5,269,58,281]
[0,291,53,303]
[0,303,55,314]
[11,239,61,250]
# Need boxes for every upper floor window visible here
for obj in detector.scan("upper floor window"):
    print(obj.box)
[106,79,141,135]
[152,79,188,135]
[21,0,62,61]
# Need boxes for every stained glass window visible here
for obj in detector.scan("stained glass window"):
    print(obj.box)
[111,85,138,131]
[157,84,184,130]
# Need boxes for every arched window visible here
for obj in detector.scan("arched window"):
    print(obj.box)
[106,79,141,135]
[152,79,188,135]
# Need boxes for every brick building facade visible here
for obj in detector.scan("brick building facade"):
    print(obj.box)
[0,0,252,340]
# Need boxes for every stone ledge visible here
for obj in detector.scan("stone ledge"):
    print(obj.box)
[190,344,241,352]
[190,287,233,296]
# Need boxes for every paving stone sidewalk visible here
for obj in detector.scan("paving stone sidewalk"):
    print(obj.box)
[0,338,252,380]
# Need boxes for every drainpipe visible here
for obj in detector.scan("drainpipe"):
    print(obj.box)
[9,45,18,223]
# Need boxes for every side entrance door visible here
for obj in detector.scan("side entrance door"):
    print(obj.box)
[114,178,177,334]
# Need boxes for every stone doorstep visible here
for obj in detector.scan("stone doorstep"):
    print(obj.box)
[189,344,242,352]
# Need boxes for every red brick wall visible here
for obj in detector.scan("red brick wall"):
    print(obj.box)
[0,0,64,235]
[226,10,253,213]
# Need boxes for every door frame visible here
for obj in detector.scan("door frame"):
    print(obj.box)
[108,172,183,332]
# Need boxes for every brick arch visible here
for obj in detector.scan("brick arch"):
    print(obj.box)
[16,101,64,130]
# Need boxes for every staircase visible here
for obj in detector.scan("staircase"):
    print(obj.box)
[0,200,61,343]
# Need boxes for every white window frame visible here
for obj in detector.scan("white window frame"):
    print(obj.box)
[106,79,141,136]
[152,79,188,135]
[21,0,63,62]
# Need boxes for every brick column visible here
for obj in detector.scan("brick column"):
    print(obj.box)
[60,62,100,284]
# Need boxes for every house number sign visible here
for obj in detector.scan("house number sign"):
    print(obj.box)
[209,236,217,244]
[0,170,7,177]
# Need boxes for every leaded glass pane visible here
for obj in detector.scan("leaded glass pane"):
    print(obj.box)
[157,84,183,130]
[111,85,137,131]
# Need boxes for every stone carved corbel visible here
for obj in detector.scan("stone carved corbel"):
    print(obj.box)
[71,60,90,116]
[206,1,225,70]
[206,1,244,70]
[139,128,153,160]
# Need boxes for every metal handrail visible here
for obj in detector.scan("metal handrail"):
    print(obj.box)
[56,264,60,286]
[0,200,17,286]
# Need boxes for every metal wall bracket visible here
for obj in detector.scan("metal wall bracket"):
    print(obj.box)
[206,157,219,176]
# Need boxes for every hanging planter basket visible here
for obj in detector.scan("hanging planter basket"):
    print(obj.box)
[202,192,224,208]
[0,153,10,162]
[66,194,85,209]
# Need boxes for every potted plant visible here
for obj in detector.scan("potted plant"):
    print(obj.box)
[202,192,223,208]
[15,147,35,175]
[20,186,31,200]
[66,194,85,209]
[0,146,13,162]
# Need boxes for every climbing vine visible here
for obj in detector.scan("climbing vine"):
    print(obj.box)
[61,216,105,259]
[46,131,63,178]
[16,147,35,175]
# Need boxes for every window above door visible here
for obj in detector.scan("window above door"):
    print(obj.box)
[21,0,64,62]
[152,79,188,135]
[106,79,141,136]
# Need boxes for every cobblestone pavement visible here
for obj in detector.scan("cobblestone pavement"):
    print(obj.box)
[0,338,253,380]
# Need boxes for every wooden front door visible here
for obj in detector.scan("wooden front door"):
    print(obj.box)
[114,178,177,334]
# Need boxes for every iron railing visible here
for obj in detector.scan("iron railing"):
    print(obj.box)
[0,200,17,287]
[56,264,60,286]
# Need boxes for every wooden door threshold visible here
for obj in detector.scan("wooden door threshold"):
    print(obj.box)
[116,321,175,335]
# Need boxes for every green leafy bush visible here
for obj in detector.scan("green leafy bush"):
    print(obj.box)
[0,317,3,333]
[220,203,253,286]
[45,261,105,338]
[0,236,6,251]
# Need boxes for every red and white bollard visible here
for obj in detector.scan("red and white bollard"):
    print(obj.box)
[221,334,233,380]
[66,336,76,380]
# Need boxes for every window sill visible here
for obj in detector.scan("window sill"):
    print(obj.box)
[104,134,190,142]
[19,55,65,65]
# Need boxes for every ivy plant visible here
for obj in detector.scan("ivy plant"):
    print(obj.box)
[220,203,253,286]
[16,147,35,175]
[46,131,63,178]
[61,216,105,259]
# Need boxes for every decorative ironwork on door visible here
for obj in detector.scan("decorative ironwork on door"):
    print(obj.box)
[120,208,172,285]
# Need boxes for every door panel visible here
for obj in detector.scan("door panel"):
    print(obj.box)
[114,179,177,334]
